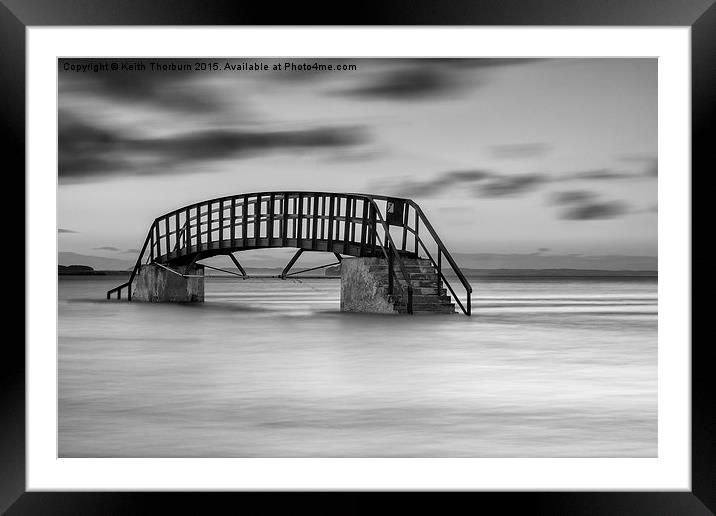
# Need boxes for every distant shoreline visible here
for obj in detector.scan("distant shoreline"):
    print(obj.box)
[453,269,657,278]
[59,270,130,276]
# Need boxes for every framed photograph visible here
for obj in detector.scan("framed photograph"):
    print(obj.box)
[8,0,710,513]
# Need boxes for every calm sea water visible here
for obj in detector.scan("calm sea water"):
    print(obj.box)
[58,275,657,457]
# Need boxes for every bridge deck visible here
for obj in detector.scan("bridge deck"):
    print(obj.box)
[157,239,408,264]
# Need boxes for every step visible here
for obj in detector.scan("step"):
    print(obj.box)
[397,300,454,309]
[379,279,440,288]
[407,273,438,280]
[366,256,432,263]
[381,285,441,294]
[369,258,434,265]
[394,295,453,305]
[368,265,436,274]
[397,262,433,266]
[403,293,451,302]
[374,272,438,281]
[388,294,450,303]
[388,297,450,306]
[411,287,447,296]
[360,257,456,315]
[395,305,456,314]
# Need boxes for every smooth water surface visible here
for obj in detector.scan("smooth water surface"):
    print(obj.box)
[58,275,657,457]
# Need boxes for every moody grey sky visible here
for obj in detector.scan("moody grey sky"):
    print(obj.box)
[58,58,656,264]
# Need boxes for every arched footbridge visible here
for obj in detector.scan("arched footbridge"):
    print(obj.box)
[107,192,473,315]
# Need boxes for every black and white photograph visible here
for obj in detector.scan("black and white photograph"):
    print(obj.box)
[0,0,708,507]
[57,56,658,459]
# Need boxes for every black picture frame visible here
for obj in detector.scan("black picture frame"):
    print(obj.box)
[5,1,711,514]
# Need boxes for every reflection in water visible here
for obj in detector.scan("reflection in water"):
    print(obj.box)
[59,276,657,457]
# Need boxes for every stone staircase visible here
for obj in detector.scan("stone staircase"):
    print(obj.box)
[369,257,456,314]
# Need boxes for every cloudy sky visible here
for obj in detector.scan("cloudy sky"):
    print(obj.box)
[58,58,656,264]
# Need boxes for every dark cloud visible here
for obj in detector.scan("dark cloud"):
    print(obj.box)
[559,167,659,182]
[405,58,544,70]
[93,246,121,251]
[476,173,548,197]
[339,58,544,102]
[319,148,385,163]
[529,247,551,255]
[382,169,548,199]
[59,114,368,181]
[389,178,446,198]
[124,248,141,254]
[565,169,636,181]
[341,67,465,101]
[446,170,493,181]
[549,190,598,205]
[377,162,645,208]
[489,143,552,159]
[60,59,223,114]
[58,114,130,177]
[139,127,366,161]
[58,228,78,233]
[560,200,628,220]
[380,169,548,199]
[385,169,493,198]
[549,189,632,221]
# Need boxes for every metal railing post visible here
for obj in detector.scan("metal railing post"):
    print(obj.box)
[241,196,248,247]
[229,199,236,247]
[254,195,262,241]
[388,247,394,296]
[437,249,442,295]
[268,193,275,241]
[414,210,419,256]
[164,216,170,255]
[281,194,288,246]
[174,212,180,254]
[185,208,191,253]
[150,223,155,261]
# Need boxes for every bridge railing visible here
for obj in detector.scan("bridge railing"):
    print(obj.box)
[362,196,473,315]
[363,198,414,313]
[105,225,153,301]
[107,191,472,315]
[107,192,417,311]
[411,201,472,315]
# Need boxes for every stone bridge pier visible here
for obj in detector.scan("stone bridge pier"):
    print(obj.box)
[132,263,205,303]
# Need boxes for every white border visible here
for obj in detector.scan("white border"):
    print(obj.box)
[27,27,690,491]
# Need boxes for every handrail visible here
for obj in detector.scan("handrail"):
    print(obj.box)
[106,191,470,315]
[405,201,472,315]
[408,202,471,292]
[410,232,470,315]
[106,224,154,300]
[365,198,414,314]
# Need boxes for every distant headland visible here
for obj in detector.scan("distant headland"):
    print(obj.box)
[59,265,130,276]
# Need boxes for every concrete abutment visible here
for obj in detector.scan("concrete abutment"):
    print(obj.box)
[340,257,398,314]
[131,263,205,302]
